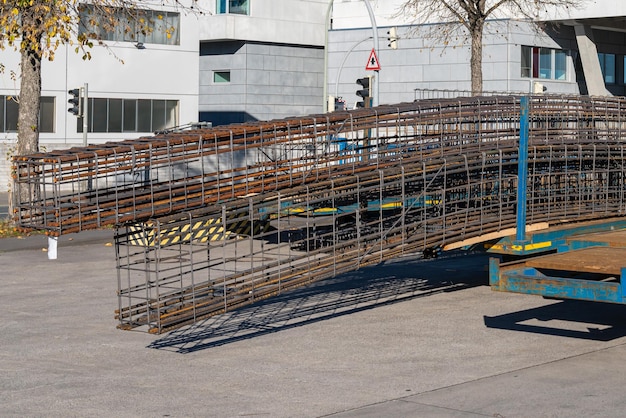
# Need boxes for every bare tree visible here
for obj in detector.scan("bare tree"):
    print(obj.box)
[398,0,586,94]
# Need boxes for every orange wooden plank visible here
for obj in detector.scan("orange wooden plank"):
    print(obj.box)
[525,247,626,276]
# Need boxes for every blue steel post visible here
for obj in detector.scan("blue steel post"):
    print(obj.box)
[621,267,626,302]
[516,96,529,243]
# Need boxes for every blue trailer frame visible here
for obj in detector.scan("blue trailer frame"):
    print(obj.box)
[488,96,626,304]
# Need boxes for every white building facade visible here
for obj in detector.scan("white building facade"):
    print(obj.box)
[328,0,626,106]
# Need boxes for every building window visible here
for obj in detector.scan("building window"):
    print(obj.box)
[555,50,567,81]
[216,0,249,15]
[2,96,19,132]
[79,5,180,45]
[214,71,231,83]
[539,48,552,79]
[521,46,568,81]
[598,53,616,84]
[521,47,532,78]
[0,96,55,133]
[79,98,178,133]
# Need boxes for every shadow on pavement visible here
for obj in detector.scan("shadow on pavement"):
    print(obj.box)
[148,252,489,353]
[484,299,626,341]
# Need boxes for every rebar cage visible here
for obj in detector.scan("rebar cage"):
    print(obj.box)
[12,95,626,332]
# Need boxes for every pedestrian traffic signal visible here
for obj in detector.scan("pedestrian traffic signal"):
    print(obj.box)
[387,27,398,50]
[356,76,372,108]
[68,88,82,117]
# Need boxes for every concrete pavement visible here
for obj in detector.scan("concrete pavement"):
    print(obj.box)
[2,234,626,417]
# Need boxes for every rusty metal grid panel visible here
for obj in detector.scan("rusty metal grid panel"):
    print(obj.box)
[113,138,626,333]
[112,167,436,333]
[13,96,532,235]
[15,95,626,237]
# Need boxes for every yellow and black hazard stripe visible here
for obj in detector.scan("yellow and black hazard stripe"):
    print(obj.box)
[126,213,272,247]
[126,217,229,247]
[225,217,271,237]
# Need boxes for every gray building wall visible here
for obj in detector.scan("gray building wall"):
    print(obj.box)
[197,19,626,128]
[327,20,626,107]
[199,41,325,125]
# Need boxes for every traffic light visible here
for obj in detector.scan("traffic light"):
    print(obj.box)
[387,27,398,50]
[68,88,82,117]
[356,76,372,108]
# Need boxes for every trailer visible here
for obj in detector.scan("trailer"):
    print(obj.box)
[489,97,626,305]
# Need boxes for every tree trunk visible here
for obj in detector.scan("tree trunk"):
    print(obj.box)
[16,48,41,157]
[15,16,43,205]
[470,23,483,96]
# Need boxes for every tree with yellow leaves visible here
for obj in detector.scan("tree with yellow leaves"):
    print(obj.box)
[1,1,196,154]
[0,0,200,203]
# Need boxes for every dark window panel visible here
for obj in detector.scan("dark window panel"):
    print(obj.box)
[137,100,152,132]
[123,99,137,132]
[108,99,123,132]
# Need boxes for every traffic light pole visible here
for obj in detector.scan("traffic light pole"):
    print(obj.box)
[362,0,379,107]
[82,83,88,146]
[53,83,89,257]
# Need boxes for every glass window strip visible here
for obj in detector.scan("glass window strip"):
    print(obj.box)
[1,95,54,133]
[78,5,180,46]
[78,98,178,133]
[599,53,616,84]
[522,46,569,82]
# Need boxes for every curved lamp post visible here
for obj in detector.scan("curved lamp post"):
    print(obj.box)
[324,0,380,111]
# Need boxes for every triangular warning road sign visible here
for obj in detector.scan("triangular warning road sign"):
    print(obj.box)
[365,48,381,71]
